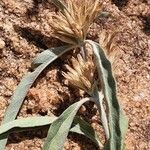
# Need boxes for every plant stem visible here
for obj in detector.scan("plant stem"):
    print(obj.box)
[92,88,110,140]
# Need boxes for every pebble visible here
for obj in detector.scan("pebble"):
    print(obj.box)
[0,39,5,49]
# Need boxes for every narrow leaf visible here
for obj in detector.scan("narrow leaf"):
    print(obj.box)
[0,45,72,149]
[0,116,102,148]
[0,117,57,135]
[31,46,70,69]
[87,40,128,150]
[71,117,103,149]
[43,98,93,150]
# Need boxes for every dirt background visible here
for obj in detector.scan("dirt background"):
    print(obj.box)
[0,0,150,150]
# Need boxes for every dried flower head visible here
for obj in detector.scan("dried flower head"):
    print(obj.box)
[50,0,103,45]
[63,54,95,95]
[99,30,119,63]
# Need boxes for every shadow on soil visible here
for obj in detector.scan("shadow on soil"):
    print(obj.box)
[112,0,128,9]
[140,15,150,36]
[14,25,61,49]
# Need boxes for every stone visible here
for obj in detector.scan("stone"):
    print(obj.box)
[0,39,5,49]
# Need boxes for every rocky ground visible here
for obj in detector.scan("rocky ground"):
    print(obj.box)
[0,0,150,149]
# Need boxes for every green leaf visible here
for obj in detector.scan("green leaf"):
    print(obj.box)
[0,45,72,150]
[31,46,70,69]
[0,117,57,135]
[0,116,102,149]
[71,117,103,149]
[87,40,128,150]
[43,98,93,150]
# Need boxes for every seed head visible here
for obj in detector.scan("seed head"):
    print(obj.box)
[63,54,96,95]
[99,30,119,63]
[50,0,103,45]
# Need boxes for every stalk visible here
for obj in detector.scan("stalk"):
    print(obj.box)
[92,87,110,140]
